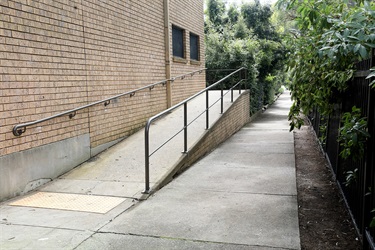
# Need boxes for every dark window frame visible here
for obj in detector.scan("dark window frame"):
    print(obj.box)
[189,32,200,61]
[172,25,185,59]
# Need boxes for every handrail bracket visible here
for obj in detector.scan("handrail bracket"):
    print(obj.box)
[69,111,77,119]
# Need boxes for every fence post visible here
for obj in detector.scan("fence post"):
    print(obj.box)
[221,87,224,114]
[363,48,375,248]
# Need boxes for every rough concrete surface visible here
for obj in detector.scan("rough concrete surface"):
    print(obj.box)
[93,92,300,250]
[0,91,300,250]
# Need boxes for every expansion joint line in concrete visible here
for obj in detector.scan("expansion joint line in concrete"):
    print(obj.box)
[163,187,297,197]
[92,199,140,235]
[93,231,297,250]
[0,222,86,232]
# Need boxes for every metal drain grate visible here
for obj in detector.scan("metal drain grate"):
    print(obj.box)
[9,192,126,214]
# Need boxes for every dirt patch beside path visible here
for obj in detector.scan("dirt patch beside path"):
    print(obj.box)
[294,123,361,249]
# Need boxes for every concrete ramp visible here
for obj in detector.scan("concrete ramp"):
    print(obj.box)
[89,91,300,250]
[36,90,248,199]
[0,89,256,249]
[0,91,300,249]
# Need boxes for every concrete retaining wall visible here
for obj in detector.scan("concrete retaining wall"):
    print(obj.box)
[151,90,250,192]
[186,90,250,170]
[0,134,90,201]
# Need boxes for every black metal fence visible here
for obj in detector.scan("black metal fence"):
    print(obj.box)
[309,50,375,249]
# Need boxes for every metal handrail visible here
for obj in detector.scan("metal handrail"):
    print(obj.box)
[143,67,247,193]
[12,68,206,136]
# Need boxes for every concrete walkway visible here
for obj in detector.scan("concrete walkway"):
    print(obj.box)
[0,91,300,249]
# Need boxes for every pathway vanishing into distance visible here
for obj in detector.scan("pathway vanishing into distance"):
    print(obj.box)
[0,91,300,249]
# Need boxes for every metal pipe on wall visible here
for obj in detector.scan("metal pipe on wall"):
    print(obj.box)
[164,0,172,108]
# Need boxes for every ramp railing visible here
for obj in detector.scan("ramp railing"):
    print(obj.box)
[143,67,248,193]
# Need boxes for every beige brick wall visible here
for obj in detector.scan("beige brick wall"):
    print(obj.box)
[82,0,167,147]
[0,0,89,156]
[170,0,206,104]
[0,0,205,156]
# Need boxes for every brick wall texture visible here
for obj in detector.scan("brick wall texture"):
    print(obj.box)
[170,0,205,104]
[0,0,205,156]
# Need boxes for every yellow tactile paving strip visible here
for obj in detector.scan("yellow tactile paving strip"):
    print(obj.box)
[9,192,126,214]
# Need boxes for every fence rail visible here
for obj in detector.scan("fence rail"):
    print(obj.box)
[309,49,375,249]
[143,67,247,193]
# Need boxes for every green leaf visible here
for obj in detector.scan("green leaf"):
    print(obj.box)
[354,43,361,53]
[346,23,363,29]
[348,36,360,41]
[366,71,375,80]
[358,31,366,42]
[364,43,375,48]
[320,46,332,51]
[335,32,343,41]
[370,217,375,228]
[359,45,368,59]
[368,69,375,88]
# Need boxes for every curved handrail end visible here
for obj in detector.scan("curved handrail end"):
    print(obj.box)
[13,126,26,136]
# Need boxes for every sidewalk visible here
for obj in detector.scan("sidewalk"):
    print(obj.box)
[0,91,300,249]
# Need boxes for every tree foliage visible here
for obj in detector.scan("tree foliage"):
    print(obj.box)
[275,0,375,130]
[205,0,287,114]
[242,2,280,41]
[207,0,226,29]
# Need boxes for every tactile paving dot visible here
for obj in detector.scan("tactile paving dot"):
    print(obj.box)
[9,192,126,214]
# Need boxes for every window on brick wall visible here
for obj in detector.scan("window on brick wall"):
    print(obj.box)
[172,25,185,58]
[190,33,199,61]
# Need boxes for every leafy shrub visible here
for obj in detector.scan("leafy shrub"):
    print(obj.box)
[338,106,370,161]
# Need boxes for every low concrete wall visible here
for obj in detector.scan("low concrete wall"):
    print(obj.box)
[0,134,90,202]
[90,137,127,158]
[185,90,250,169]
[150,90,250,193]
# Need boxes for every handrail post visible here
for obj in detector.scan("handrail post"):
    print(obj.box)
[206,90,209,129]
[221,87,224,114]
[143,124,151,194]
[241,68,247,94]
[183,102,188,153]
[231,87,233,103]
[239,70,242,94]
